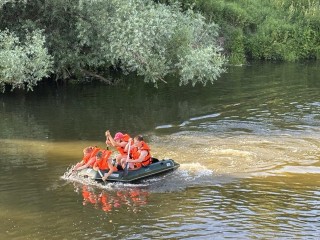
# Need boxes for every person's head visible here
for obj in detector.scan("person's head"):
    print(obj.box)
[96,151,103,160]
[134,135,144,146]
[114,132,124,142]
[83,146,93,155]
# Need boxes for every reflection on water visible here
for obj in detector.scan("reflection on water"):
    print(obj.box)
[75,184,149,213]
[0,62,320,239]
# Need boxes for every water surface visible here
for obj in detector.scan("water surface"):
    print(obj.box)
[0,62,319,239]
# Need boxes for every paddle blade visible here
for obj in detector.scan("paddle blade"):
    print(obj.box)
[124,163,129,176]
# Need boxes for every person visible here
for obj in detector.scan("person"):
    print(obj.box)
[121,135,152,170]
[92,150,112,172]
[90,148,118,182]
[105,130,131,167]
[101,159,118,181]
[73,146,100,171]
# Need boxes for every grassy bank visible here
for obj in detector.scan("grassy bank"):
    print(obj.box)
[170,0,320,64]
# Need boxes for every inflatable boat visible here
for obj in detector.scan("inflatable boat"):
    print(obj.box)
[77,158,180,183]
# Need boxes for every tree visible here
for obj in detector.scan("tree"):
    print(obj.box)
[0,29,53,92]
[0,0,226,91]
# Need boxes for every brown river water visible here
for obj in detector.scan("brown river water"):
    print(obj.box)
[0,62,319,239]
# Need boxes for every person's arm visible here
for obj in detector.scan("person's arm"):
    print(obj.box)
[73,160,85,171]
[105,130,118,147]
[75,157,95,171]
[124,142,128,152]
[92,162,99,171]
[127,150,148,163]
[102,160,115,181]
[123,138,133,153]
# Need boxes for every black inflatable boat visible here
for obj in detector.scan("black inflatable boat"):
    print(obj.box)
[77,158,180,183]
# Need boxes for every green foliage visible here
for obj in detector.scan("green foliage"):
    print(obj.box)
[245,2,320,61]
[173,0,320,63]
[177,46,226,86]
[1,0,319,92]
[225,26,246,64]
[174,0,256,64]
[0,29,52,92]
[0,0,25,7]
[75,0,226,86]
[0,0,226,91]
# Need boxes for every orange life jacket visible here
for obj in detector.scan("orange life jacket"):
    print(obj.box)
[116,134,131,155]
[87,157,97,168]
[131,141,151,168]
[83,147,100,164]
[84,147,100,167]
[90,147,100,158]
[122,134,130,142]
[82,153,91,162]
[82,146,94,162]
[94,150,112,170]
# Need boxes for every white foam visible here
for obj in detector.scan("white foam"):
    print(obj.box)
[189,113,220,121]
[179,163,213,177]
[271,166,320,174]
[155,124,173,129]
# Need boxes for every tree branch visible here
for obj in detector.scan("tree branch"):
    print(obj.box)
[80,69,113,84]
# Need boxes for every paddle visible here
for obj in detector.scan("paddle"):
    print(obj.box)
[124,141,131,176]
[97,169,106,185]
[105,132,109,150]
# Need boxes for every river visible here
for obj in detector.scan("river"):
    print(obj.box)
[0,62,319,239]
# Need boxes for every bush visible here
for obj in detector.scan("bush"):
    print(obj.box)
[173,0,320,63]
[0,29,53,92]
